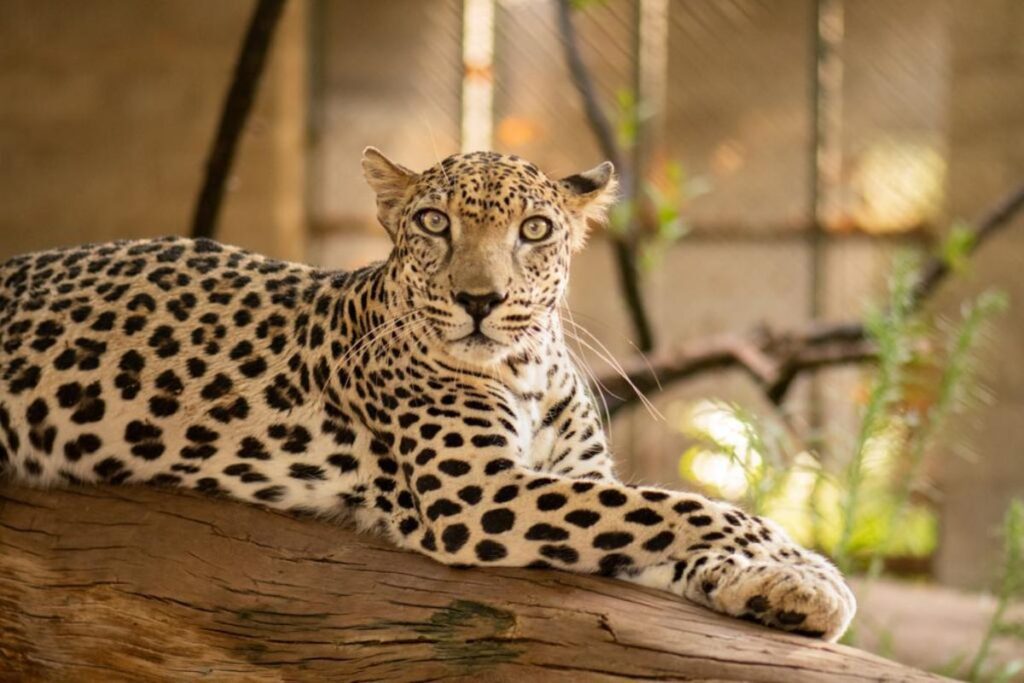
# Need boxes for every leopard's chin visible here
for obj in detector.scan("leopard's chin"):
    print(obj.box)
[443,333,511,367]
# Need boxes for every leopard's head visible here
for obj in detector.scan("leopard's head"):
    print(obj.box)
[362,149,617,366]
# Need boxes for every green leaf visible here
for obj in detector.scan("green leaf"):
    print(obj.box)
[942,221,977,275]
[614,89,638,148]
[570,0,609,9]
[664,159,683,187]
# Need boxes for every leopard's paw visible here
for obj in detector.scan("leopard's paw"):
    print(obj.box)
[688,558,856,642]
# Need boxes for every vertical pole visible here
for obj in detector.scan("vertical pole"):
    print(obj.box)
[461,0,495,152]
[809,0,845,363]
[633,0,670,471]
[634,0,669,184]
[807,0,844,546]
[814,0,845,242]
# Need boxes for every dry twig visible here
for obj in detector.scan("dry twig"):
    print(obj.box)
[597,181,1024,415]
[555,0,656,351]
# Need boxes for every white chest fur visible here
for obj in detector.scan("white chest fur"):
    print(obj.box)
[503,361,554,470]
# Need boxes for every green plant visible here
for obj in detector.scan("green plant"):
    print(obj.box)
[833,252,925,572]
[964,499,1024,682]
[679,247,1006,575]
[678,252,1006,654]
[868,287,1009,578]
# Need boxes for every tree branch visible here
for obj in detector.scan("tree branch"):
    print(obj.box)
[0,484,941,681]
[910,180,1024,306]
[598,181,1024,415]
[190,0,287,240]
[555,0,656,351]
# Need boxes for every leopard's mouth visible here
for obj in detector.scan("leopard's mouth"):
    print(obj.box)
[453,330,498,345]
[442,328,512,366]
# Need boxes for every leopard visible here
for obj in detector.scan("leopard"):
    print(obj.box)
[0,148,856,641]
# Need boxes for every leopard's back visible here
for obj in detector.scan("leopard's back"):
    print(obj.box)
[0,237,374,507]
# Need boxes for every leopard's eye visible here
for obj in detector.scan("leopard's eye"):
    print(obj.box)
[520,216,553,242]
[413,209,450,236]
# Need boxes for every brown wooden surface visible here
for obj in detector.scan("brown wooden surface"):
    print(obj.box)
[0,484,944,682]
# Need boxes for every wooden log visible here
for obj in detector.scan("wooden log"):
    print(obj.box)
[0,484,943,682]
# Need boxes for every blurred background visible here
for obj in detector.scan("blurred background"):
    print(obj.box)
[1,0,1022,677]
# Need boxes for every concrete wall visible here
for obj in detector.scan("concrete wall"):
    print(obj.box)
[934,0,1024,589]
[0,0,307,262]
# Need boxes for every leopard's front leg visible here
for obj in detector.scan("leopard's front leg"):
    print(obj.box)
[532,369,856,641]
[383,410,854,641]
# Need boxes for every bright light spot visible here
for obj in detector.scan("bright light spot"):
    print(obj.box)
[785,452,819,501]
[684,401,762,499]
[852,139,945,233]
[690,450,751,499]
[862,419,908,480]
[764,452,821,545]
[689,401,760,461]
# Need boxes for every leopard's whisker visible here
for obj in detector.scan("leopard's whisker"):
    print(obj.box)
[558,300,624,424]
[321,310,425,401]
[564,343,615,434]
[561,329,663,422]
[558,311,662,418]
[333,309,422,370]
[557,303,662,391]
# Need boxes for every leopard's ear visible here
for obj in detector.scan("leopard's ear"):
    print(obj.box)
[362,147,417,240]
[559,161,618,252]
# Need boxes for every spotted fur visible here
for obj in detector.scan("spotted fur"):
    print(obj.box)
[0,149,855,640]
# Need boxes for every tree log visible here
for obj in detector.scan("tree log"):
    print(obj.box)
[0,484,942,682]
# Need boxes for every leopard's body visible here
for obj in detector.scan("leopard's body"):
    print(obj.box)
[0,149,855,640]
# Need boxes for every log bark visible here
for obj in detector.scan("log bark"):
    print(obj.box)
[0,484,942,682]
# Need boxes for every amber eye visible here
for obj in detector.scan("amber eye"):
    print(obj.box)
[413,208,450,235]
[520,216,553,242]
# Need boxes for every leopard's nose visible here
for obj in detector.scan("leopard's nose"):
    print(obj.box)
[454,290,507,323]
